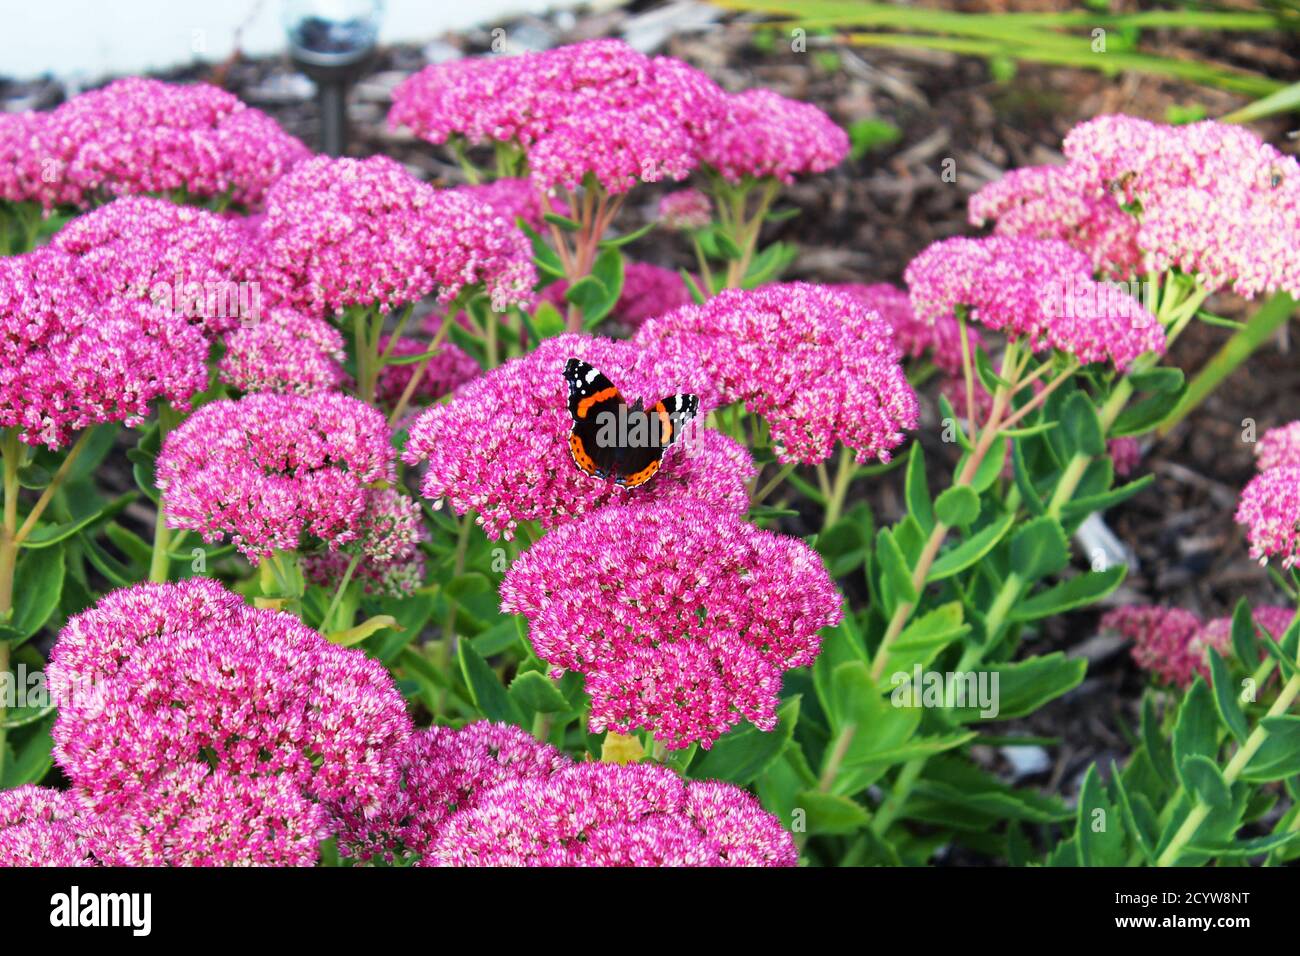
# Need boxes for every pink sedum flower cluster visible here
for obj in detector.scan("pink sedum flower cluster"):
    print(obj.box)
[658,188,712,230]
[0,786,96,867]
[258,155,536,315]
[50,197,256,335]
[1102,603,1293,688]
[1,78,307,210]
[429,761,797,866]
[45,579,411,864]
[341,721,568,862]
[155,392,397,562]
[977,115,1300,298]
[219,308,348,395]
[0,247,209,448]
[303,487,427,598]
[637,283,918,465]
[968,163,1143,279]
[501,499,841,749]
[1234,421,1300,568]
[701,88,849,184]
[403,333,753,540]
[1256,421,1300,471]
[391,39,727,195]
[904,235,1163,370]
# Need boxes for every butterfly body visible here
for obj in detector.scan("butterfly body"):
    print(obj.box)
[563,358,698,488]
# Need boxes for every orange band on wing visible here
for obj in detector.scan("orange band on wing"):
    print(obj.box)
[576,386,619,419]
[623,458,661,488]
[569,433,598,475]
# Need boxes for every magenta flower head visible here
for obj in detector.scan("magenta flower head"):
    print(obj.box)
[904,235,1164,370]
[0,247,209,449]
[47,578,412,826]
[391,41,725,194]
[219,308,348,395]
[88,765,328,867]
[659,188,713,231]
[1256,421,1300,471]
[341,721,568,863]
[44,77,308,209]
[701,89,848,184]
[541,262,693,331]
[155,392,397,562]
[1108,436,1142,478]
[429,762,797,866]
[375,334,480,409]
[0,111,79,209]
[501,499,841,749]
[835,281,978,376]
[0,786,95,867]
[258,155,536,315]
[636,283,918,465]
[303,487,427,598]
[968,163,1143,280]
[1236,466,1300,567]
[51,197,256,335]
[1062,115,1300,298]
[1102,603,1293,688]
[402,333,754,540]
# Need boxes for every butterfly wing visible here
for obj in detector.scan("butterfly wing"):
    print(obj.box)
[564,358,622,480]
[618,392,700,488]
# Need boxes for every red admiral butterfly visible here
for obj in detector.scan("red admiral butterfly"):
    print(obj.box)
[563,357,699,488]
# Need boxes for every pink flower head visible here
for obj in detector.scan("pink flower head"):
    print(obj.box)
[835,281,978,375]
[637,283,918,465]
[1236,466,1300,567]
[219,308,348,395]
[48,578,412,824]
[1256,422,1300,471]
[904,235,1163,370]
[701,89,848,184]
[1101,605,1220,688]
[0,111,75,208]
[391,41,725,193]
[659,188,712,230]
[1108,436,1142,478]
[1102,603,1294,688]
[51,196,256,335]
[402,333,753,540]
[0,247,208,448]
[1063,115,1300,298]
[87,765,328,867]
[341,721,568,863]
[258,155,536,315]
[0,786,95,867]
[44,77,308,209]
[155,392,397,562]
[375,334,480,409]
[541,262,692,331]
[968,163,1143,279]
[501,499,841,748]
[303,487,427,598]
[429,762,797,866]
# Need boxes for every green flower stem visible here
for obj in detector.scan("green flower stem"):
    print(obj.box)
[148,405,183,583]
[724,179,780,288]
[750,462,797,508]
[1157,664,1300,866]
[322,553,362,633]
[821,446,856,530]
[870,753,923,835]
[437,514,474,715]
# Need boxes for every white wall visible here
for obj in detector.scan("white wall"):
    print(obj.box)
[0,0,557,82]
